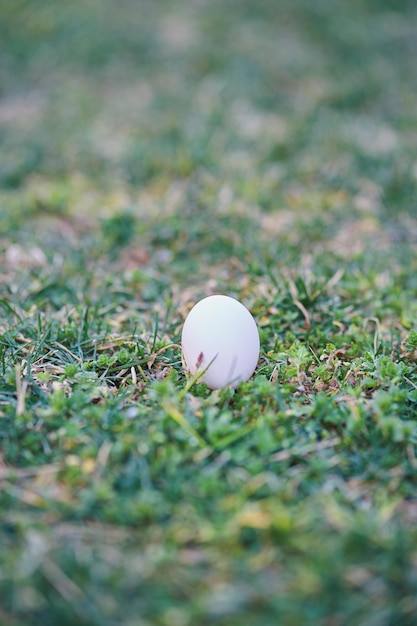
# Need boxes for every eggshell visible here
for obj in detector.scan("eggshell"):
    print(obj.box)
[181,294,260,389]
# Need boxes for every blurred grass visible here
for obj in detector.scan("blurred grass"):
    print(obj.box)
[1,1,417,625]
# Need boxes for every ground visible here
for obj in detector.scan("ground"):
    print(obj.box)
[1,1,417,624]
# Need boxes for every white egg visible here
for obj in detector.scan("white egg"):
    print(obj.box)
[181,294,260,389]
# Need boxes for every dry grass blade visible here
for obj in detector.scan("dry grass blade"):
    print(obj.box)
[41,557,85,602]
[0,463,61,481]
[270,437,341,463]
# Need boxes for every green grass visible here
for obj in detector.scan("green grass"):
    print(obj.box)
[1,0,417,624]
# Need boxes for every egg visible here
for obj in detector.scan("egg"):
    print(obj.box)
[181,294,260,389]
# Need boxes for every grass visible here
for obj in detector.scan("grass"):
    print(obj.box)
[1,0,417,624]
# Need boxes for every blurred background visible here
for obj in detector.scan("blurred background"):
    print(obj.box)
[1,0,417,301]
